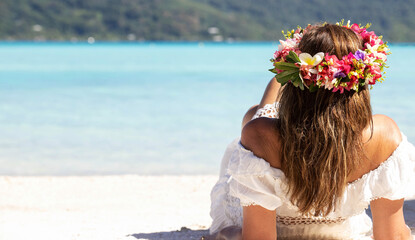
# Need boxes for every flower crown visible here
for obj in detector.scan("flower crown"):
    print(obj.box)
[270,21,390,93]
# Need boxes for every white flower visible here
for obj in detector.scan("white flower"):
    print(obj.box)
[309,68,318,74]
[293,33,303,40]
[278,38,297,51]
[366,42,388,61]
[352,84,359,91]
[367,48,387,61]
[366,43,379,53]
[365,38,382,54]
[322,76,334,90]
[299,52,324,66]
[375,52,387,61]
[365,75,374,85]
[363,54,376,64]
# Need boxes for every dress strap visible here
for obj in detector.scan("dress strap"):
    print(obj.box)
[252,102,279,119]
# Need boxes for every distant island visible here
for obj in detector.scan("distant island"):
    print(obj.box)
[1,0,415,42]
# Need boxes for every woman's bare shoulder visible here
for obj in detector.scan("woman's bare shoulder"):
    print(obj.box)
[240,114,404,171]
[366,114,403,166]
[241,118,282,168]
[372,114,402,142]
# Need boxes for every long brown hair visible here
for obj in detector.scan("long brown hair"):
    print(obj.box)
[277,24,372,216]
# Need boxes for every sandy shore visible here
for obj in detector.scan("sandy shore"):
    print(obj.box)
[0,175,413,240]
[0,175,217,240]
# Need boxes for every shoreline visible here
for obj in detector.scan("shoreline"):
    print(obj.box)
[0,175,413,239]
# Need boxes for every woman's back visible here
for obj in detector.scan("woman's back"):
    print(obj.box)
[237,113,412,239]
[208,106,414,239]
[241,114,402,185]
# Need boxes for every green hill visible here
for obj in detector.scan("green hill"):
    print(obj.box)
[1,0,415,42]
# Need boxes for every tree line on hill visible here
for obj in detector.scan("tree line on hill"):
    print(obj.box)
[1,0,414,42]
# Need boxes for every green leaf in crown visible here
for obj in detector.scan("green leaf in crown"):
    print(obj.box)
[274,62,299,71]
[275,68,301,87]
[286,51,301,63]
[272,51,302,87]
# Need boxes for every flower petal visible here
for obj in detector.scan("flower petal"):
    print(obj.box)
[299,52,324,66]
[314,52,324,65]
[309,68,318,74]
[299,53,313,65]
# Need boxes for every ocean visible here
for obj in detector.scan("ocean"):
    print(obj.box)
[0,42,414,175]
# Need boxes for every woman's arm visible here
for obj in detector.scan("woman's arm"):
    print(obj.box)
[369,115,411,239]
[241,78,281,128]
[240,118,279,240]
[370,198,412,240]
[258,77,281,109]
[243,205,277,240]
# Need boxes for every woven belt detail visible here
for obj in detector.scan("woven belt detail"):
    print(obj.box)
[276,215,345,225]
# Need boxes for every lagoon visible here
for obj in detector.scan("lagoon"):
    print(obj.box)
[0,42,413,175]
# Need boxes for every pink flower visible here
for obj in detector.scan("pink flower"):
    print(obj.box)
[361,31,376,42]
[340,57,353,74]
[332,87,345,94]
[300,65,318,80]
[273,50,280,60]
[369,65,382,78]
[273,48,292,61]
[349,74,359,84]
[325,54,342,68]
[340,64,351,74]
[350,24,365,34]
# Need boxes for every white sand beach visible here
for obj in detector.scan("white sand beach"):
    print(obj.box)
[0,175,217,240]
[0,175,413,240]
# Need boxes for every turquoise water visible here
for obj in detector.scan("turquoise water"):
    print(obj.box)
[0,42,414,175]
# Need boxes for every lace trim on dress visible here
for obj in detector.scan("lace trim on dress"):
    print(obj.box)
[252,102,279,119]
[276,215,345,225]
[346,134,409,186]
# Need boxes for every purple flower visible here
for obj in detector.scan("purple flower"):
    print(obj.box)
[354,50,365,61]
[334,71,346,79]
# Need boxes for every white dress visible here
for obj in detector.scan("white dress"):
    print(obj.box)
[209,103,415,239]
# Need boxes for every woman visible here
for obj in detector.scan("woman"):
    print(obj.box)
[207,23,415,239]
